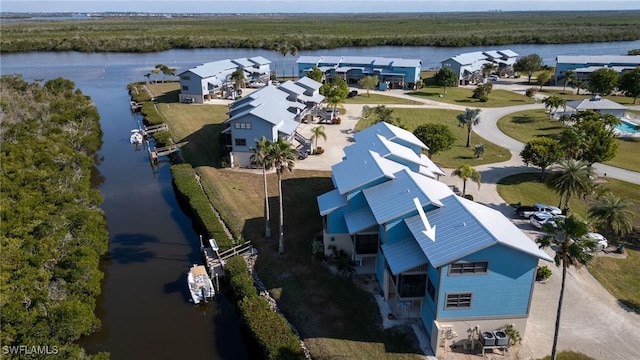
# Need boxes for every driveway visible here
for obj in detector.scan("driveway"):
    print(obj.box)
[295,87,640,359]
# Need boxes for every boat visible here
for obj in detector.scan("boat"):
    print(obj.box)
[208,238,219,252]
[187,264,215,304]
[130,129,143,145]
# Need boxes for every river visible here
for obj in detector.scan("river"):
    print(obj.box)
[1,39,638,358]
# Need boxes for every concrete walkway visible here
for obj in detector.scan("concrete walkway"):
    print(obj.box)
[293,87,640,360]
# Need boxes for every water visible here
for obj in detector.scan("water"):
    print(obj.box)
[616,120,640,134]
[1,39,639,358]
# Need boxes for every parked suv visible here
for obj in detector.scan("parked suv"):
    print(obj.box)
[530,212,565,229]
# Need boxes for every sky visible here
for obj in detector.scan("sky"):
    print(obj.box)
[2,0,639,13]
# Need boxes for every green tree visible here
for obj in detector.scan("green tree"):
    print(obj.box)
[473,143,486,159]
[144,73,151,84]
[250,137,274,239]
[456,108,481,148]
[542,95,566,119]
[433,67,458,94]
[558,126,585,159]
[618,67,640,104]
[472,83,492,101]
[451,164,481,196]
[520,137,563,180]
[310,125,327,150]
[358,75,379,97]
[289,45,298,79]
[587,68,619,95]
[279,42,289,79]
[537,215,594,360]
[537,70,553,90]
[307,67,323,83]
[588,194,635,241]
[231,68,246,90]
[412,123,456,159]
[482,62,497,78]
[563,69,576,91]
[371,105,394,124]
[320,76,348,111]
[545,159,594,212]
[151,67,161,84]
[514,53,543,84]
[266,138,297,255]
[572,111,619,165]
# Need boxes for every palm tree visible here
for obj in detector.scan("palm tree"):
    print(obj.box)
[250,137,274,239]
[230,68,246,90]
[279,43,289,80]
[289,46,298,79]
[564,69,576,91]
[588,194,635,240]
[542,96,566,119]
[482,62,498,78]
[545,159,594,213]
[267,138,297,255]
[151,67,161,84]
[558,126,585,160]
[537,215,593,360]
[144,73,151,84]
[456,108,481,148]
[451,164,481,196]
[310,125,327,151]
[473,143,486,159]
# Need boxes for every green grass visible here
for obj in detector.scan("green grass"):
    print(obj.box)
[345,93,422,105]
[154,87,425,359]
[408,86,535,107]
[355,108,511,168]
[496,109,640,172]
[497,173,640,313]
[538,89,640,106]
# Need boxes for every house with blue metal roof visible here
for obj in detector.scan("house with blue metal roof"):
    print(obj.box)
[317,122,552,356]
[177,57,271,103]
[296,56,422,90]
[441,49,518,85]
[221,77,324,167]
[554,55,640,85]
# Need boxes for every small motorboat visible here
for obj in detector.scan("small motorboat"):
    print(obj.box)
[187,264,215,304]
[130,129,144,145]
[208,238,219,252]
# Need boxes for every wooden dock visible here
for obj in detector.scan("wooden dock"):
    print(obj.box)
[148,144,181,164]
[202,240,256,278]
[144,123,169,136]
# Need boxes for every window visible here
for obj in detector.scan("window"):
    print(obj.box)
[234,122,252,130]
[355,234,378,254]
[182,85,189,91]
[398,274,426,298]
[449,261,488,275]
[235,138,247,146]
[181,75,191,81]
[445,293,472,309]
[426,277,436,301]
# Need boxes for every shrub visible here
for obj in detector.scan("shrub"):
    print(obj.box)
[313,147,325,155]
[463,194,474,201]
[141,102,163,125]
[525,87,538,98]
[536,265,552,281]
[226,256,256,300]
[152,130,172,147]
[170,164,232,247]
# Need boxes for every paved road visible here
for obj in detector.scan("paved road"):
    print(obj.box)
[294,87,640,360]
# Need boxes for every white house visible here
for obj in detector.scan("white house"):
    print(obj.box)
[441,49,518,85]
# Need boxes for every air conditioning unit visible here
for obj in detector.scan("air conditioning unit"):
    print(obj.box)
[493,330,509,346]
[480,331,495,346]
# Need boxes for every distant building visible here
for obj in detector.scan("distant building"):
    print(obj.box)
[565,96,627,118]
[554,55,640,85]
[177,57,271,103]
[222,77,324,167]
[441,49,518,85]
[296,56,422,90]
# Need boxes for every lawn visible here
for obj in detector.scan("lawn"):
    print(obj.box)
[496,172,640,313]
[537,89,640,106]
[154,89,425,359]
[496,109,640,172]
[408,86,535,107]
[355,108,512,168]
[345,93,422,105]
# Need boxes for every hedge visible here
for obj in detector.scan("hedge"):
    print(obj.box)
[170,164,232,247]
[141,102,163,126]
[226,256,305,360]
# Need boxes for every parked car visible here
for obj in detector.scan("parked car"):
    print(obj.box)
[530,212,565,229]
[516,203,562,218]
[489,75,499,81]
[584,232,608,251]
[181,97,194,104]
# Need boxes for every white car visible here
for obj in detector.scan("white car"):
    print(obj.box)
[584,232,608,251]
[489,75,499,81]
[530,212,565,229]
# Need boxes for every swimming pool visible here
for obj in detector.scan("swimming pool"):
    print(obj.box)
[615,120,640,134]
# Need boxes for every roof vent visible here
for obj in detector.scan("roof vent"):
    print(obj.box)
[462,221,466,227]
[591,95,602,101]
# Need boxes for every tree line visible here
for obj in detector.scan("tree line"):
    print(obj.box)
[0,75,109,359]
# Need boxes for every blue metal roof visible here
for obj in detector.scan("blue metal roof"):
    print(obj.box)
[354,122,428,152]
[381,236,428,275]
[344,205,378,234]
[317,189,347,216]
[331,150,403,195]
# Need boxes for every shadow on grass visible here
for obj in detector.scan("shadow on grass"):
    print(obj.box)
[496,171,543,186]
[512,115,535,124]
[179,123,227,168]
[241,176,426,356]
[407,90,440,97]
[155,89,180,103]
